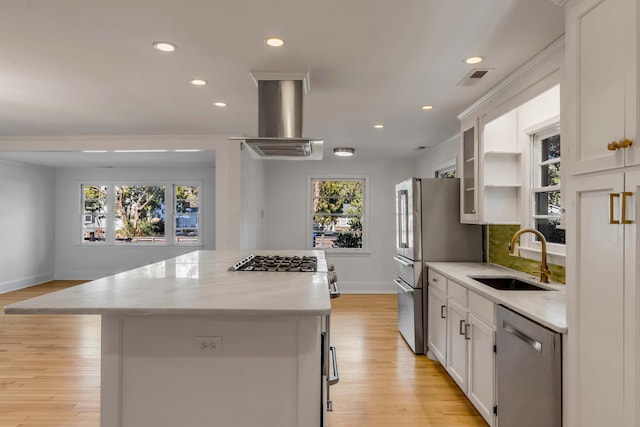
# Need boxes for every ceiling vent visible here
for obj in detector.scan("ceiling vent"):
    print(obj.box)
[230,72,323,160]
[457,68,493,87]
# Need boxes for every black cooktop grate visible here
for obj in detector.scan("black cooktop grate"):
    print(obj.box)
[229,255,318,272]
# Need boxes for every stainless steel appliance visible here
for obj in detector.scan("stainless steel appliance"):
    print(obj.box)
[229,254,318,271]
[229,253,339,422]
[496,305,562,426]
[394,178,483,354]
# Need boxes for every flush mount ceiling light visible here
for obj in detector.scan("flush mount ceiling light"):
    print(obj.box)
[265,37,285,47]
[333,147,355,157]
[464,56,484,65]
[373,124,384,129]
[213,101,228,107]
[152,41,177,52]
[190,79,207,86]
[421,105,434,110]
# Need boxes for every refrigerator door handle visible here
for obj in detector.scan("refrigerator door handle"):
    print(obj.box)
[397,189,409,248]
[393,256,414,267]
[394,279,414,294]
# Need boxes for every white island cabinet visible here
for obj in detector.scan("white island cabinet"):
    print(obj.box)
[5,250,331,427]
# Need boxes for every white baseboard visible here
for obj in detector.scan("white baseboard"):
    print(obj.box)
[338,281,396,294]
[55,270,114,281]
[0,273,55,295]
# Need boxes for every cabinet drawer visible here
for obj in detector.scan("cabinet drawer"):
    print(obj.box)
[469,291,495,326]
[428,269,447,294]
[447,280,468,306]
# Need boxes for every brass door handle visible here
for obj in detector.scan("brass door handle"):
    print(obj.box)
[608,141,621,151]
[610,193,620,224]
[620,138,634,149]
[471,209,476,214]
[622,191,634,224]
[608,138,634,151]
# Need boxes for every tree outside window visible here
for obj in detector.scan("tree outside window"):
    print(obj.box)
[115,186,166,243]
[311,179,364,249]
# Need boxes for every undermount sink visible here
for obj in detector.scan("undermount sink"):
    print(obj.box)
[468,276,554,291]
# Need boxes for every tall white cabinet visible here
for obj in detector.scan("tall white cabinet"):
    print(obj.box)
[564,0,640,425]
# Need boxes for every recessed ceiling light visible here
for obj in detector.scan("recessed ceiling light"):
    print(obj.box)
[113,149,168,153]
[190,79,207,86]
[464,56,484,65]
[373,124,384,129]
[421,105,434,110]
[265,37,285,47]
[334,147,355,157]
[213,102,228,107]
[153,41,177,52]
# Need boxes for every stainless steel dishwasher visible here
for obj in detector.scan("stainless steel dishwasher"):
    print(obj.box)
[496,305,562,427]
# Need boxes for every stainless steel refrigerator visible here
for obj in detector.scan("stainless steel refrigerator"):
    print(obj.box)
[394,178,483,354]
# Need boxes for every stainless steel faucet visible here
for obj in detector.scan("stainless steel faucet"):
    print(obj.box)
[508,228,551,284]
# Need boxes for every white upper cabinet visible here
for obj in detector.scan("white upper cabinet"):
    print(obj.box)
[564,0,638,175]
[460,117,479,223]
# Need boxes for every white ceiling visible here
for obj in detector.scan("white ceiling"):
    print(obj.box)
[0,0,564,166]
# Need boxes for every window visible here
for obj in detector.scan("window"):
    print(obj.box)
[310,178,367,250]
[435,162,456,178]
[115,185,166,243]
[82,185,107,242]
[530,128,565,248]
[175,185,200,244]
[81,183,201,246]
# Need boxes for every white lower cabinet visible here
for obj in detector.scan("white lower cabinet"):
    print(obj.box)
[467,312,496,426]
[428,275,496,427]
[427,286,447,365]
[446,298,469,393]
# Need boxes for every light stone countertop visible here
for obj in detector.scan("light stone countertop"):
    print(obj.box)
[425,262,567,333]
[5,250,331,316]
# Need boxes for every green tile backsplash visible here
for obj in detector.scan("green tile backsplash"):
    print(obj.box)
[488,224,565,284]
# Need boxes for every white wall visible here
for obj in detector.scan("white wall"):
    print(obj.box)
[54,166,215,279]
[264,157,417,293]
[415,134,461,178]
[0,135,242,251]
[240,148,266,250]
[0,160,56,293]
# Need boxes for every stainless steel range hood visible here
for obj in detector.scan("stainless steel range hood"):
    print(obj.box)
[231,72,323,160]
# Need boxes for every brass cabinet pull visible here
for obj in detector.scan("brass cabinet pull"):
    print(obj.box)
[471,209,476,214]
[620,138,634,149]
[622,192,634,224]
[610,193,620,224]
[607,138,633,151]
[608,141,621,151]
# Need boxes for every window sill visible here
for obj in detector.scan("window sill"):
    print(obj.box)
[517,246,566,267]
[314,249,371,257]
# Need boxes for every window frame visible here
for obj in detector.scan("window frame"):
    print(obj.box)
[434,160,457,178]
[520,119,565,264]
[307,175,370,254]
[79,181,203,247]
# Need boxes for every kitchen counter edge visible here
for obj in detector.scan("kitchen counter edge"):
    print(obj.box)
[425,262,567,333]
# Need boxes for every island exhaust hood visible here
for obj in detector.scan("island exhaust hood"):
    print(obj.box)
[231,72,323,160]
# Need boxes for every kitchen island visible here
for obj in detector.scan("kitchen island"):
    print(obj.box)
[5,250,331,427]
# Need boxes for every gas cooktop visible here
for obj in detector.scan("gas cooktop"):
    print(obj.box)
[229,254,318,272]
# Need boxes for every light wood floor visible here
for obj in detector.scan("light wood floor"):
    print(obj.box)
[0,282,486,427]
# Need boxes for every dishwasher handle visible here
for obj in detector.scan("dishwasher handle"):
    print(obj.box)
[503,321,543,352]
